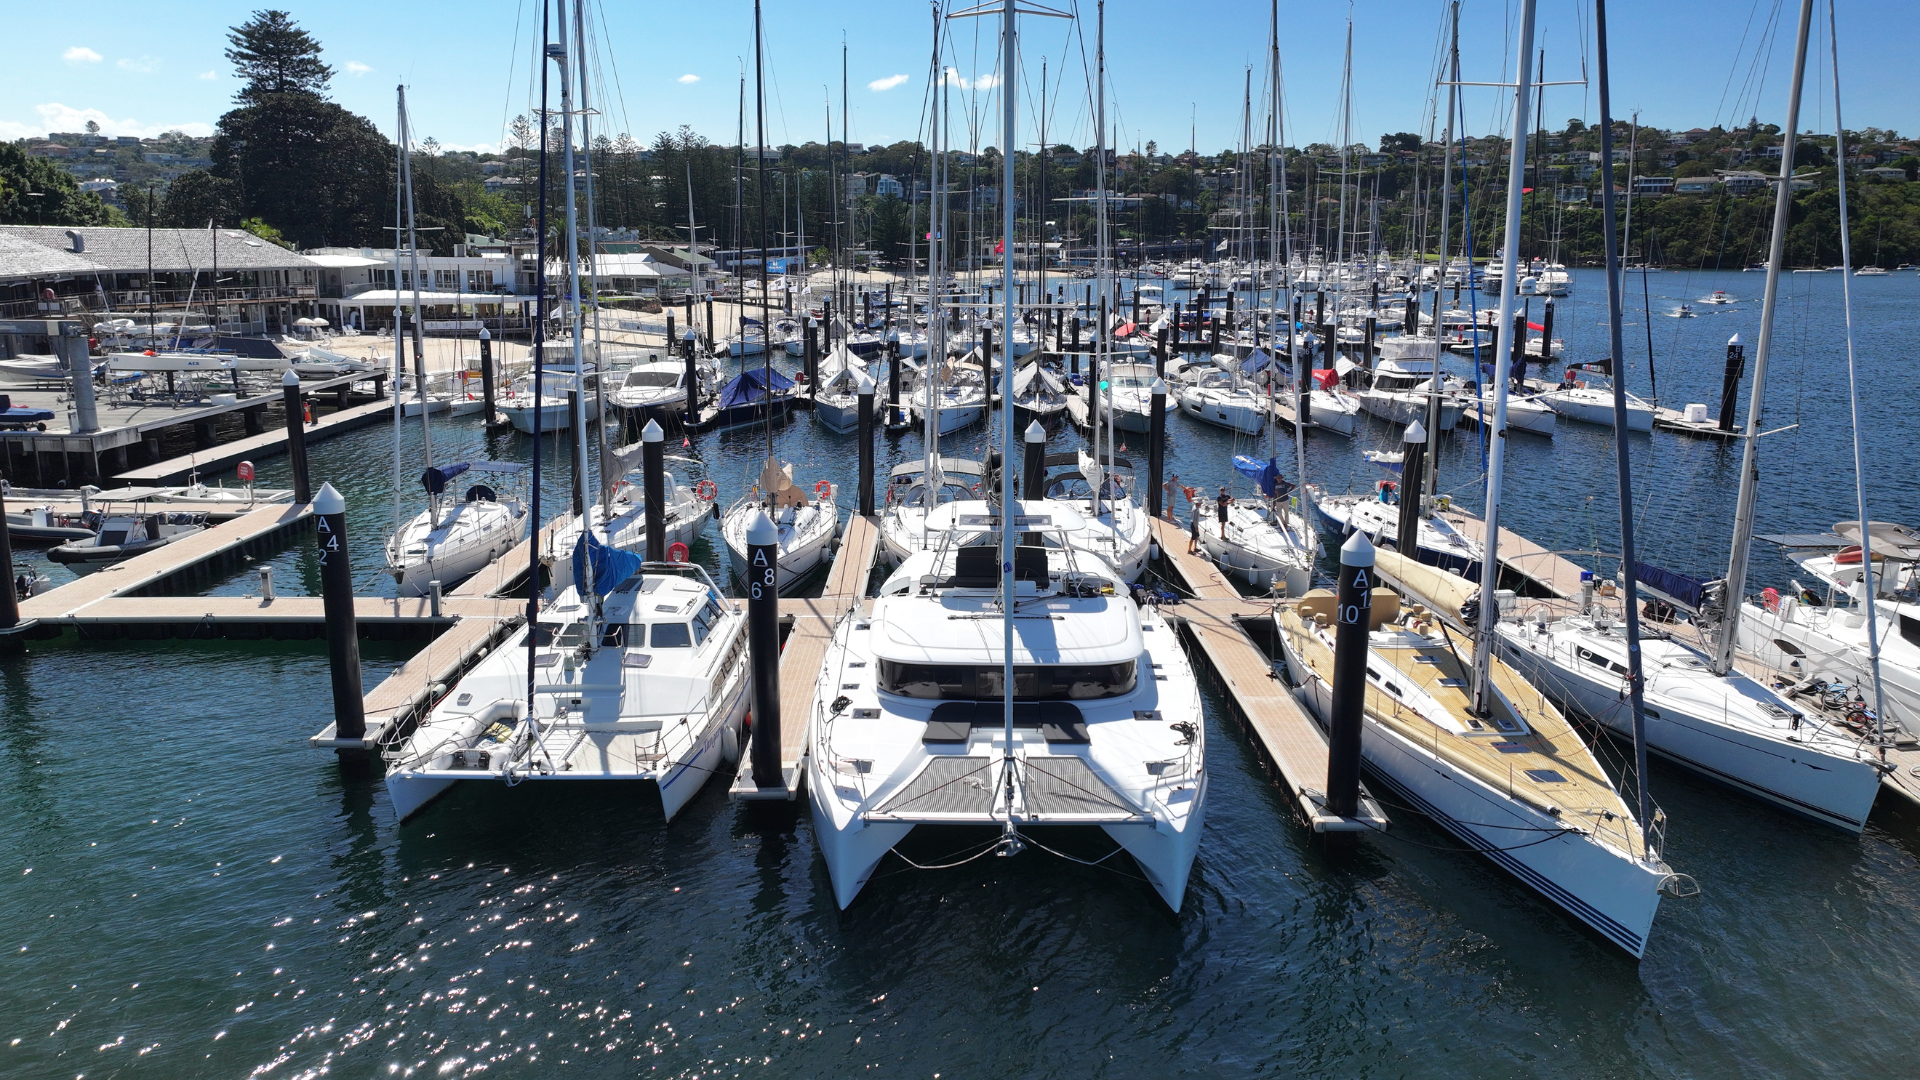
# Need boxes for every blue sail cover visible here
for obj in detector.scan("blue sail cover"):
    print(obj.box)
[573,529,644,598]
[1232,455,1296,499]
[421,462,471,494]
[1633,561,1706,611]
[1239,349,1275,375]
[715,366,795,409]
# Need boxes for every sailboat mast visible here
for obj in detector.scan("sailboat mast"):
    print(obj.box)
[754,0,772,469]
[1712,0,1814,677]
[1274,0,1305,497]
[526,0,554,718]
[391,92,407,543]
[573,0,612,524]
[1468,0,1537,716]
[1092,0,1109,520]
[399,89,430,487]
[1425,1,1460,504]
[554,0,589,519]
[1038,57,1047,320]
[997,0,1020,851]
[1825,0,1890,742]
[1593,0,1654,839]
[1334,21,1351,280]
[924,6,943,485]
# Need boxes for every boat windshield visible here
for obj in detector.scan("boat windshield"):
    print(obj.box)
[877,659,1137,700]
[624,370,681,387]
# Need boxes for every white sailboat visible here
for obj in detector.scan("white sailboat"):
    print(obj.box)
[810,342,868,433]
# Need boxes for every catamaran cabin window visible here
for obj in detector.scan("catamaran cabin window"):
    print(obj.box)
[651,622,693,648]
[876,660,1137,701]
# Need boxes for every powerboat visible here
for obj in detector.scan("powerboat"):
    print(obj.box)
[383,553,749,822]
[1178,369,1266,435]
[47,510,208,570]
[1356,359,1465,431]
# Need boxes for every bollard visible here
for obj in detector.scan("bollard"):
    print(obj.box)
[1395,419,1428,557]
[1023,419,1047,500]
[1363,316,1376,369]
[258,564,275,603]
[982,326,993,402]
[1147,378,1167,520]
[1209,313,1220,355]
[682,328,700,427]
[63,324,99,434]
[428,579,442,619]
[641,418,666,562]
[1718,334,1745,431]
[745,511,783,792]
[1405,293,1420,337]
[1171,302,1182,350]
[856,371,875,516]
[667,313,676,356]
[313,482,366,747]
[281,370,312,503]
[805,318,819,399]
[1326,530,1375,818]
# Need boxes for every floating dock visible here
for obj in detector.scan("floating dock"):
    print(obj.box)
[116,394,393,484]
[732,511,880,801]
[1435,506,1590,599]
[1148,517,1387,832]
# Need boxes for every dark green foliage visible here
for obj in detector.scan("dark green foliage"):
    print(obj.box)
[0,143,118,226]
[225,10,333,104]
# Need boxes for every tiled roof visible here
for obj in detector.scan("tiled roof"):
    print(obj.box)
[0,225,320,280]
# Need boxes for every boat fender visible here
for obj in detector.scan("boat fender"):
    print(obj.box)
[720,723,740,765]
[465,484,498,503]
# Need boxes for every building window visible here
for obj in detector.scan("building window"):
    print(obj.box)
[468,269,494,292]
[435,269,457,290]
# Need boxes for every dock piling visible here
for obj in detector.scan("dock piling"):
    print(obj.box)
[1327,530,1375,818]
[314,482,367,753]
[280,370,311,503]
[642,418,665,562]
[0,488,18,631]
[1396,420,1427,557]
[682,329,699,427]
[1718,334,1746,432]
[1148,378,1167,520]
[744,512,783,793]
[856,371,875,516]
[479,328,496,423]
[1023,419,1046,499]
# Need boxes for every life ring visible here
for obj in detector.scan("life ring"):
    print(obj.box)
[694,479,718,501]
[1762,586,1781,612]
[814,479,834,500]
[667,541,690,563]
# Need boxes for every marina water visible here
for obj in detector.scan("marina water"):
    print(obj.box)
[4,268,1918,1076]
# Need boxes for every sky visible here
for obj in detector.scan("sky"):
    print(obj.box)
[4,1,1914,156]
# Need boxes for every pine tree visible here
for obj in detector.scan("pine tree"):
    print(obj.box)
[224,10,333,103]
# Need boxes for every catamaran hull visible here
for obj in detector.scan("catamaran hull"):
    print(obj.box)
[1281,638,1666,958]
[1499,641,1882,832]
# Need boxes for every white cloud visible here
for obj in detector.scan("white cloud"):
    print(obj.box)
[63,47,102,64]
[677,73,700,84]
[345,61,372,76]
[198,70,217,81]
[117,56,160,73]
[972,73,1001,90]
[0,103,214,141]
[941,68,997,90]
[868,74,909,92]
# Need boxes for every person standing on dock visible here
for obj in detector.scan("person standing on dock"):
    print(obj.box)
[1163,473,1180,521]
[1188,496,1203,554]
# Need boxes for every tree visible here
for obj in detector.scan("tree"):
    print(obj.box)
[0,143,117,225]
[1793,142,1826,168]
[224,9,333,103]
[1894,155,1920,181]
[85,120,101,136]
[159,170,241,226]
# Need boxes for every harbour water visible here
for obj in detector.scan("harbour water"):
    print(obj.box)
[4,268,1918,1077]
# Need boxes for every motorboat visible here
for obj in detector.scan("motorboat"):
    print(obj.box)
[720,460,840,594]
[1700,290,1735,305]
[1277,543,1676,957]
[609,355,710,414]
[1376,335,1441,363]
[1356,359,1465,431]
[47,510,208,570]
[498,366,602,434]
[804,501,1206,911]
[383,552,749,822]
[384,462,530,596]
[1460,382,1557,437]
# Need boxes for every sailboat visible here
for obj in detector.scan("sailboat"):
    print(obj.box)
[810,341,868,434]
[719,0,840,595]
[1278,0,1678,957]
[806,0,1204,911]
[382,87,529,596]
[1496,4,1882,833]
[384,0,748,824]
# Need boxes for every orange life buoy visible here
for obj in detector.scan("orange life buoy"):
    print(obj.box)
[694,479,718,501]
[814,479,833,500]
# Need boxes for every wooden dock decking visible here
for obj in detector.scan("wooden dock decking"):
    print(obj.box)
[1435,507,1590,600]
[1147,517,1386,832]
[732,511,880,801]
[115,395,394,484]
[1651,406,1741,440]
[312,605,528,751]
[18,501,314,622]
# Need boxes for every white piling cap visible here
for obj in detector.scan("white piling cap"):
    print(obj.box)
[313,481,345,515]
[479,327,491,340]
[1150,377,1168,395]
[745,509,778,547]
[683,327,697,341]
[855,369,875,395]
[641,418,664,442]
[1340,528,1376,566]
[282,369,300,386]
[1025,419,1047,443]
[1403,418,1427,443]
[1728,333,1742,346]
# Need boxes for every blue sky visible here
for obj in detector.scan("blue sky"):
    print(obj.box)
[5,2,1913,154]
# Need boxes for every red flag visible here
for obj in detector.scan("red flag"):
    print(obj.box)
[682,437,691,447]
[1527,321,1545,332]
[1521,187,1534,193]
